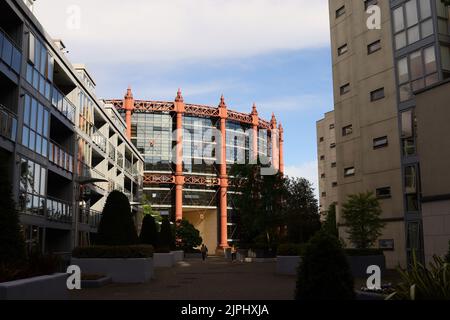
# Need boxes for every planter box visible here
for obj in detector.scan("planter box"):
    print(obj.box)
[0,273,68,300]
[347,255,386,278]
[248,249,276,259]
[355,290,386,301]
[81,276,112,289]
[71,258,154,283]
[244,257,277,263]
[185,253,203,259]
[276,256,302,275]
[153,253,175,267]
[171,250,184,263]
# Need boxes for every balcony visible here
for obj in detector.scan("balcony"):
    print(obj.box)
[125,158,132,175]
[0,104,17,141]
[117,151,124,169]
[46,196,73,224]
[79,208,102,228]
[0,27,21,75]
[51,86,76,124]
[49,140,74,173]
[108,142,116,161]
[92,128,107,153]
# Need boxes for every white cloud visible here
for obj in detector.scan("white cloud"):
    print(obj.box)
[285,161,319,199]
[34,0,330,64]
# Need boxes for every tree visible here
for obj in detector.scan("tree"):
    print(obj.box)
[139,215,158,247]
[175,219,202,252]
[158,216,174,251]
[296,231,355,300]
[96,191,138,246]
[342,192,385,249]
[0,155,26,266]
[322,202,339,238]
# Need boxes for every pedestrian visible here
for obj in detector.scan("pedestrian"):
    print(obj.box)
[231,245,237,262]
[201,244,208,261]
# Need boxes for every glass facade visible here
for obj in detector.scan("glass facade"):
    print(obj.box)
[226,121,250,171]
[22,94,49,157]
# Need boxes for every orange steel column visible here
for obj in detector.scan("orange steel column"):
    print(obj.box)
[174,89,185,221]
[124,86,134,140]
[219,95,229,249]
[279,123,284,175]
[270,113,279,172]
[251,103,259,163]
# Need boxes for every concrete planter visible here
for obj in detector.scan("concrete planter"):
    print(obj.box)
[248,249,276,259]
[81,276,112,289]
[276,256,302,275]
[347,255,386,278]
[153,253,175,267]
[71,258,154,283]
[185,252,203,259]
[0,273,68,300]
[171,251,184,262]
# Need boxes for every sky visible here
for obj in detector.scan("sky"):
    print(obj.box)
[34,0,333,198]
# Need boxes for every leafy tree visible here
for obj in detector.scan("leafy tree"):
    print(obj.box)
[139,215,158,247]
[175,219,202,252]
[0,155,26,266]
[158,216,174,251]
[342,192,385,249]
[322,202,339,238]
[96,191,138,246]
[296,231,355,300]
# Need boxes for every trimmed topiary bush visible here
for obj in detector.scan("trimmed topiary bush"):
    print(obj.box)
[140,215,158,247]
[157,217,174,252]
[296,231,355,300]
[96,191,138,246]
[175,219,202,252]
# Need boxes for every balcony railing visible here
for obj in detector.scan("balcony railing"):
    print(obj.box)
[46,196,73,224]
[49,140,74,173]
[0,28,22,75]
[108,142,116,161]
[117,152,124,169]
[125,158,132,175]
[0,104,17,142]
[79,208,102,228]
[92,128,107,153]
[51,86,76,124]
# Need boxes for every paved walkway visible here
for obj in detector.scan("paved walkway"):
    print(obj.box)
[70,257,296,300]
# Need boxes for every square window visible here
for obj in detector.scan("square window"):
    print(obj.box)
[340,83,350,95]
[370,88,385,101]
[338,44,348,56]
[336,5,345,18]
[368,40,381,54]
[342,125,353,136]
[373,136,389,149]
[344,167,355,177]
[376,187,391,199]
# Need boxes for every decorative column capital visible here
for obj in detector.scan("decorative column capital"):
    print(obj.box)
[219,94,228,119]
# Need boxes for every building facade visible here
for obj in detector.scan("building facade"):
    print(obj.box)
[105,89,284,251]
[323,0,450,267]
[0,0,143,254]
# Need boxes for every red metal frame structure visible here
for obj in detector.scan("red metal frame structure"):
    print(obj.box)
[104,88,284,249]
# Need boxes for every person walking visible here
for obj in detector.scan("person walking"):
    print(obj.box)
[231,245,237,262]
[201,244,208,261]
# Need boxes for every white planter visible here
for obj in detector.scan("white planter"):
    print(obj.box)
[171,251,184,262]
[276,256,302,275]
[153,253,175,267]
[71,258,154,283]
[0,273,68,300]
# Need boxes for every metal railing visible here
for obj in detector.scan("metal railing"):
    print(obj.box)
[46,196,73,224]
[108,142,116,161]
[92,128,107,153]
[79,208,102,228]
[0,104,17,142]
[124,158,132,175]
[51,86,76,123]
[49,140,74,173]
[0,27,22,74]
[117,151,124,169]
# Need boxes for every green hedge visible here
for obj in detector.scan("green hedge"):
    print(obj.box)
[277,243,307,256]
[345,248,384,256]
[72,245,154,259]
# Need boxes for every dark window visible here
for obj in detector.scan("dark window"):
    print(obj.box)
[364,0,378,10]
[330,143,336,149]
[322,192,327,197]
[370,88,385,101]
[376,187,392,199]
[329,124,335,130]
[373,136,388,149]
[332,182,338,188]
[336,5,345,18]
[321,173,326,179]
[344,167,355,177]
[342,125,353,136]
[338,44,348,56]
[319,137,324,142]
[340,83,350,95]
[320,155,325,160]
[331,162,337,168]
[368,40,381,54]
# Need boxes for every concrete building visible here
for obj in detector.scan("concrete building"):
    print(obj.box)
[0,0,143,254]
[317,111,338,220]
[322,0,450,267]
[105,90,284,251]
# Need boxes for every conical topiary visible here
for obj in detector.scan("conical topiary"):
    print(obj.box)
[158,217,174,251]
[96,191,138,246]
[296,231,355,300]
[140,215,158,247]
[0,154,26,266]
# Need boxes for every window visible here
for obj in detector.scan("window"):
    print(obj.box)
[331,162,337,168]
[338,44,348,56]
[21,94,49,157]
[376,187,392,199]
[329,124,335,130]
[401,110,416,156]
[368,40,381,54]
[321,173,326,179]
[370,88,385,101]
[342,125,353,136]
[365,0,378,10]
[405,165,419,212]
[332,182,338,188]
[373,136,389,149]
[319,137,324,142]
[340,83,350,95]
[330,143,336,149]
[344,167,355,177]
[26,33,53,99]
[322,192,327,198]
[336,5,345,18]
[320,155,325,160]
[18,158,47,216]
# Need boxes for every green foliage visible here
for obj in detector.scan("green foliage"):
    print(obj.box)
[96,191,138,246]
[0,155,26,266]
[342,192,385,249]
[345,249,384,256]
[72,245,154,259]
[140,215,158,247]
[277,243,307,256]
[387,253,450,300]
[175,219,202,251]
[322,202,338,238]
[158,217,174,252]
[296,231,355,300]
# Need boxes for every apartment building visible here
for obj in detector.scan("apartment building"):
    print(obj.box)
[322,0,450,267]
[0,0,143,253]
[317,111,338,220]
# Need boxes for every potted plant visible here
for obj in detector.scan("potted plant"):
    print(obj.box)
[276,243,306,275]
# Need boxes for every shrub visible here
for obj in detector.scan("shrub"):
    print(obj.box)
[345,249,384,256]
[296,231,355,300]
[322,202,338,238]
[175,219,202,252]
[140,215,158,247]
[277,243,307,256]
[72,245,154,259]
[96,191,138,246]
[157,217,174,252]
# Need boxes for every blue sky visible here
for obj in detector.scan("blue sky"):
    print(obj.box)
[34,0,333,196]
